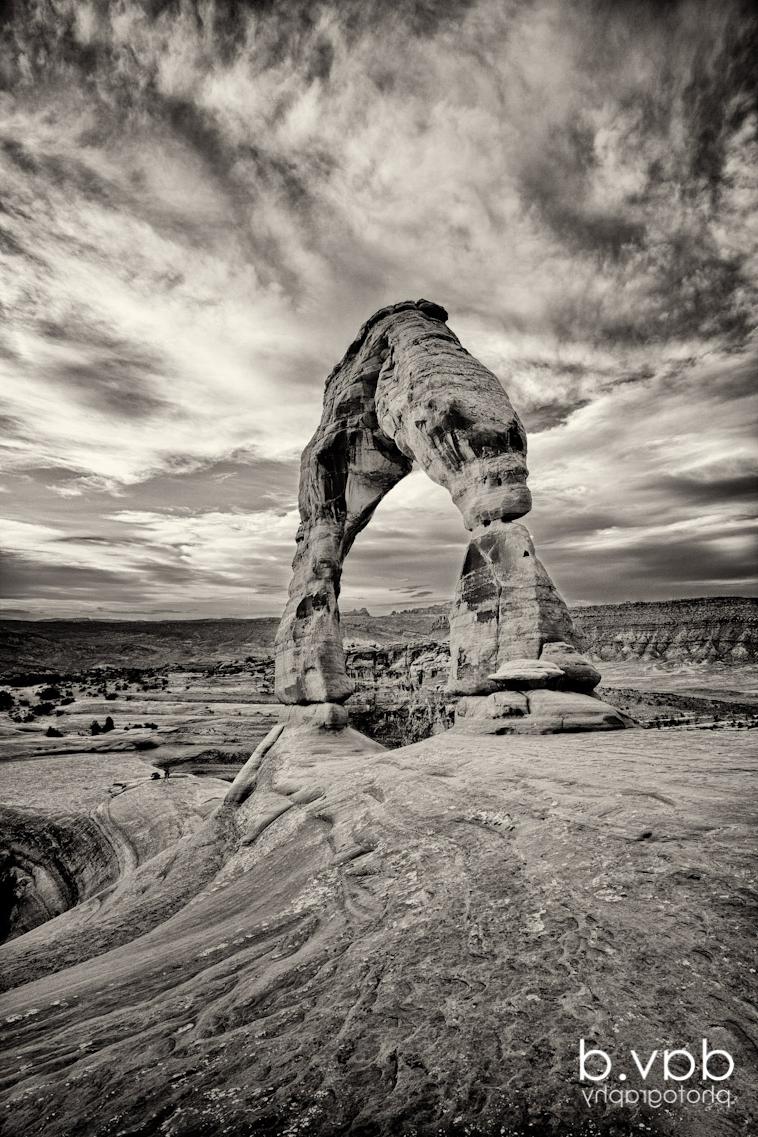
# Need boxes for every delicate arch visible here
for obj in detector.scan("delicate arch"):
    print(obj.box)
[275,299,531,704]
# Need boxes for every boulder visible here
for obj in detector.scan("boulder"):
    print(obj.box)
[539,640,601,691]
[526,689,629,732]
[453,688,627,734]
[455,690,528,724]
[487,657,565,688]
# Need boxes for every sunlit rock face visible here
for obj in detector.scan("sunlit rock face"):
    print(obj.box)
[274,299,624,731]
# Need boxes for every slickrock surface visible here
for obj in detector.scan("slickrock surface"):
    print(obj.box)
[1,727,756,1137]
[0,752,228,941]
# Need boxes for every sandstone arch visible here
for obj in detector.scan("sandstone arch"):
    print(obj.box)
[275,299,532,704]
[275,299,627,732]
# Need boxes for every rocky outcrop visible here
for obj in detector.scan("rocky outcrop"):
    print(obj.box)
[1,599,753,683]
[343,642,453,746]
[574,597,758,664]
[0,811,122,942]
[275,300,621,732]
[346,641,449,693]
[454,688,629,734]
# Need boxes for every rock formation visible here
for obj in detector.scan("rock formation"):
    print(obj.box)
[1,597,754,682]
[447,521,577,694]
[275,299,626,732]
[2,729,756,1137]
[275,299,530,706]
[0,754,227,942]
[574,597,758,664]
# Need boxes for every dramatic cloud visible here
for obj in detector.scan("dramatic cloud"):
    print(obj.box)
[0,0,756,616]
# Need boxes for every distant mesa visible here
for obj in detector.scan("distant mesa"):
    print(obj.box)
[274,299,627,734]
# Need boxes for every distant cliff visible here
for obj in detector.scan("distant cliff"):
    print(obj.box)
[572,597,758,665]
[1,597,755,682]
[341,599,758,745]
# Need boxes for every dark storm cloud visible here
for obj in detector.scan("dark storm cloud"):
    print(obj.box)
[53,535,126,545]
[518,120,647,259]
[1,135,116,205]
[0,226,25,256]
[50,351,170,419]
[519,399,592,434]
[0,551,135,598]
[546,528,758,603]
[661,471,758,507]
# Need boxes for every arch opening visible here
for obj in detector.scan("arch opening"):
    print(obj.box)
[338,471,468,617]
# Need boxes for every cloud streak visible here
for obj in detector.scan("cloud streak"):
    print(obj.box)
[0,0,756,615]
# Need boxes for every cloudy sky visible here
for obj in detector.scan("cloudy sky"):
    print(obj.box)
[0,0,756,619]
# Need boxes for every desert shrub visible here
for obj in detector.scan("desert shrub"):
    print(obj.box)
[135,739,159,750]
[45,726,63,737]
[105,692,117,701]
[102,716,115,733]
[90,720,102,735]
[37,684,61,701]
[32,702,54,717]
[0,691,14,711]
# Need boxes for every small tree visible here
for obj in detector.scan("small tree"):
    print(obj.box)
[102,716,115,733]
[90,720,102,736]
